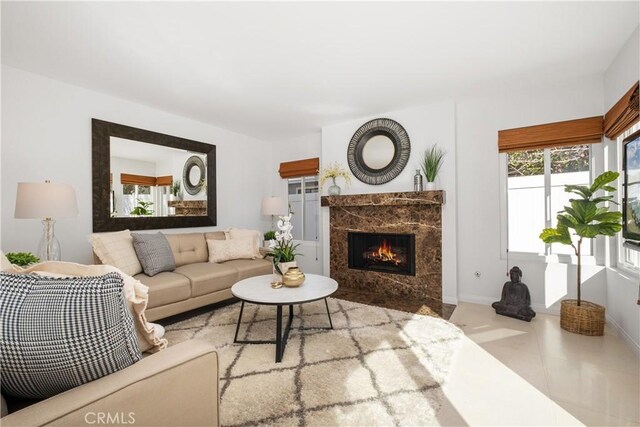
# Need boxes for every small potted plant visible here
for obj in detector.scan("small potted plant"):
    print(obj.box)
[320,162,352,196]
[6,252,40,267]
[420,145,445,190]
[539,171,622,336]
[263,214,301,281]
[263,230,276,248]
[170,180,181,201]
[130,199,154,216]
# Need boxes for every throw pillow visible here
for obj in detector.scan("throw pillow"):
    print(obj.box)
[207,239,256,263]
[90,230,143,276]
[227,228,261,259]
[19,261,167,354]
[131,233,176,277]
[0,272,142,399]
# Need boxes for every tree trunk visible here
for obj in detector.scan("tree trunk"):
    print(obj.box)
[576,238,582,306]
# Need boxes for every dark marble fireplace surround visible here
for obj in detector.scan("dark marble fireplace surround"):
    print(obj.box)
[321,191,443,308]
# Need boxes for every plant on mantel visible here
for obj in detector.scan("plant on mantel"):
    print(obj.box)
[319,162,351,196]
[420,145,445,187]
[539,171,622,335]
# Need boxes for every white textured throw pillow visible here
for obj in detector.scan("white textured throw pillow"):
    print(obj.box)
[228,228,261,258]
[90,230,143,276]
[207,239,257,263]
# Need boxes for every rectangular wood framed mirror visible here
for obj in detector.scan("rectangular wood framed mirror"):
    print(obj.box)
[92,118,216,232]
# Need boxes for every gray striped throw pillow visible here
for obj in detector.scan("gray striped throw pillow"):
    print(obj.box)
[131,232,176,276]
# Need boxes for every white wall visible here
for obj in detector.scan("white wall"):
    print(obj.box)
[455,74,608,313]
[271,133,323,275]
[320,101,458,304]
[603,26,640,354]
[1,65,272,264]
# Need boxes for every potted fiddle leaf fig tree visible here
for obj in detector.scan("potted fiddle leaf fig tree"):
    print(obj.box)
[539,171,622,336]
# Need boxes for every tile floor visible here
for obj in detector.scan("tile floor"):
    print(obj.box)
[439,302,640,426]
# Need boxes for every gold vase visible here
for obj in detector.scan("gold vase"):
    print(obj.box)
[282,267,305,287]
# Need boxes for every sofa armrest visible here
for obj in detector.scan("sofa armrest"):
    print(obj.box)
[2,340,219,427]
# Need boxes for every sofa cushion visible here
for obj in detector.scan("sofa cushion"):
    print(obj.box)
[134,272,191,309]
[0,272,141,399]
[207,239,256,263]
[132,232,176,277]
[222,259,273,280]
[164,233,208,267]
[90,230,143,276]
[174,263,239,297]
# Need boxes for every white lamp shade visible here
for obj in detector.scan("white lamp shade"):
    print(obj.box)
[261,196,286,216]
[15,182,79,219]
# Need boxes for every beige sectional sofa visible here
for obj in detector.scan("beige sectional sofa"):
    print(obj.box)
[1,340,220,426]
[135,231,272,321]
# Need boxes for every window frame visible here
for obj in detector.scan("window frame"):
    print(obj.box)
[616,122,640,273]
[286,174,319,242]
[500,145,594,262]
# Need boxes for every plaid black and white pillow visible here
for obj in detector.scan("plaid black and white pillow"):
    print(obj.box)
[0,272,142,399]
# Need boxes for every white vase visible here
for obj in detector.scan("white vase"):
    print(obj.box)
[425,181,437,191]
[273,261,297,282]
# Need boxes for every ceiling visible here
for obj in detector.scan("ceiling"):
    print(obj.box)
[110,137,193,164]
[2,2,638,141]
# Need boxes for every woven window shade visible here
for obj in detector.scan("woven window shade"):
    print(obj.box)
[604,81,639,140]
[120,173,157,186]
[498,116,603,153]
[155,176,173,186]
[279,157,319,178]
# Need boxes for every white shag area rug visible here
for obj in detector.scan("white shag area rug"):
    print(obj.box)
[164,298,463,426]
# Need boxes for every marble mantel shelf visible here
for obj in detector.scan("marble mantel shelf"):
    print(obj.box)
[320,190,444,208]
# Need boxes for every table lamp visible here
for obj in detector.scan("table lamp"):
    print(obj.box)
[261,196,286,230]
[14,181,79,261]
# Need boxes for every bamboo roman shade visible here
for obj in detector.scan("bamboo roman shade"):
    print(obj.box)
[155,176,173,186]
[120,173,157,186]
[498,116,603,153]
[604,81,639,140]
[279,157,319,178]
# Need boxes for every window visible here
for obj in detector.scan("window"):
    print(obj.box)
[507,144,591,255]
[287,175,319,241]
[618,122,640,271]
[122,184,153,216]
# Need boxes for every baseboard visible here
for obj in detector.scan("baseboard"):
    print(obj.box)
[605,314,640,357]
[457,294,560,315]
[443,295,458,305]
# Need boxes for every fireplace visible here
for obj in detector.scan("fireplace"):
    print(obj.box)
[348,232,415,276]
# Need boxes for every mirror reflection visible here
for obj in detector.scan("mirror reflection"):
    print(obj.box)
[361,134,396,170]
[110,137,207,217]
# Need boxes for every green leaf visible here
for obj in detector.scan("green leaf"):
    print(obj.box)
[564,184,592,199]
[591,211,623,223]
[591,196,618,205]
[590,171,619,193]
[557,214,577,228]
[570,199,598,223]
[574,224,603,238]
[540,227,572,245]
[601,185,616,192]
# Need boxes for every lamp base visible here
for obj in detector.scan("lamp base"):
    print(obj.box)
[37,219,61,261]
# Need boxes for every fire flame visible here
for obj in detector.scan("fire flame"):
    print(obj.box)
[371,240,401,265]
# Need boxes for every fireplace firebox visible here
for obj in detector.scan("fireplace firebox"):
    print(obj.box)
[348,232,415,276]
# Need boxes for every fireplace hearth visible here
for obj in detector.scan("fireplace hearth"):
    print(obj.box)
[348,232,415,276]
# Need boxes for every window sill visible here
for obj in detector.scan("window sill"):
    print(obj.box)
[610,264,640,279]
[502,251,598,266]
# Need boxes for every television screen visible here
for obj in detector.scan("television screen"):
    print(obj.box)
[623,129,640,242]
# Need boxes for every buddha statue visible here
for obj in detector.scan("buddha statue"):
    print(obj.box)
[492,266,536,322]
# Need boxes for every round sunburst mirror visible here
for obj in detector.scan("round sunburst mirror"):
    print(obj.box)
[347,118,410,185]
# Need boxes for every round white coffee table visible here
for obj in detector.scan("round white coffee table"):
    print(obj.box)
[231,273,338,363]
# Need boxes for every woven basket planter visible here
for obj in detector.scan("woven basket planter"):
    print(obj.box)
[560,300,605,336]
